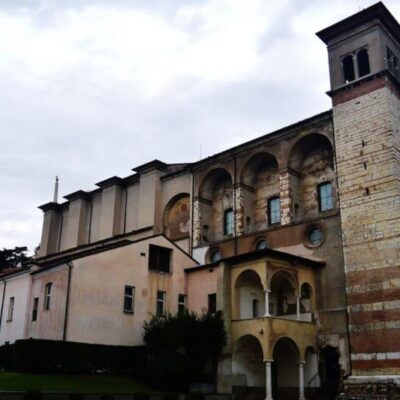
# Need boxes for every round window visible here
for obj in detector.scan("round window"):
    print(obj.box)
[308,228,324,245]
[256,239,268,251]
[210,249,222,263]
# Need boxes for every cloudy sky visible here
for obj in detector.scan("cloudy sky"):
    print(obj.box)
[1,0,399,254]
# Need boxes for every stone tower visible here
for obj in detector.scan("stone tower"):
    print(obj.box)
[317,1,400,394]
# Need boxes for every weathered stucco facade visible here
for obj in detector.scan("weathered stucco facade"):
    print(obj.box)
[1,2,400,399]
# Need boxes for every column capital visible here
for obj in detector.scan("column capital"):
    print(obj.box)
[264,289,271,293]
[298,360,306,365]
[264,359,274,363]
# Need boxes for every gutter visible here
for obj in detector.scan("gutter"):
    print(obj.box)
[63,262,73,341]
[0,280,6,330]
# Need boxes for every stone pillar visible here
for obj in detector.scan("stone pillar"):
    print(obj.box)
[234,184,244,237]
[96,178,124,240]
[193,198,202,247]
[265,360,273,400]
[264,290,271,317]
[37,202,62,257]
[296,295,301,321]
[279,168,292,225]
[63,190,89,249]
[352,53,359,79]
[299,361,305,400]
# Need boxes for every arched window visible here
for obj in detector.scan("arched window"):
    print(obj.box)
[342,55,355,83]
[357,48,370,77]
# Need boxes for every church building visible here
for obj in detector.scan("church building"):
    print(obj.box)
[1,2,399,399]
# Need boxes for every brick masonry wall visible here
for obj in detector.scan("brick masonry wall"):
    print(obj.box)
[333,79,400,376]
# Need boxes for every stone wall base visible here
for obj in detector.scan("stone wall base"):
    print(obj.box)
[337,376,400,399]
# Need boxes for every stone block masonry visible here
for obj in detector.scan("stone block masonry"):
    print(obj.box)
[333,79,400,377]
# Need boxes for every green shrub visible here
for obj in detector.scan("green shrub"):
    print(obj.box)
[0,339,147,377]
[143,310,227,390]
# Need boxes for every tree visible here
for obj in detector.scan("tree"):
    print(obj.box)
[0,246,30,272]
[143,310,227,390]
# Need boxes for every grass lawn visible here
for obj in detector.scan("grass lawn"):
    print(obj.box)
[0,372,154,393]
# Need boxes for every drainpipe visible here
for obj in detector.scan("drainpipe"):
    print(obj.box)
[233,153,238,256]
[190,169,194,255]
[58,213,64,252]
[0,280,6,329]
[63,262,73,341]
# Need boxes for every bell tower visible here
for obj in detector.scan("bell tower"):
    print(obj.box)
[318,1,400,394]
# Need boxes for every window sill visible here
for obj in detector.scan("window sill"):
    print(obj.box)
[6,319,12,323]
[269,222,281,227]
[319,208,334,214]
[149,270,172,275]
[123,310,134,315]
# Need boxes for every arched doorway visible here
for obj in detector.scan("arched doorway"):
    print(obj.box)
[304,346,320,397]
[234,270,265,319]
[232,335,265,388]
[320,345,340,400]
[272,337,300,400]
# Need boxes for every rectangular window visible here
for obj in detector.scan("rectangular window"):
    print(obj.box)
[123,286,135,313]
[178,294,187,314]
[156,291,166,316]
[268,197,281,225]
[7,297,14,322]
[387,47,400,80]
[208,293,217,314]
[224,209,234,236]
[44,282,52,311]
[319,182,333,212]
[149,245,172,273]
[32,297,39,321]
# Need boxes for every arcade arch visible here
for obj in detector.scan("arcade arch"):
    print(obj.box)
[198,168,233,243]
[288,134,335,221]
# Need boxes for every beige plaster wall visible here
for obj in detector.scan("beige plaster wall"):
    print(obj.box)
[187,267,218,314]
[65,235,197,346]
[0,272,31,345]
[26,266,69,341]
